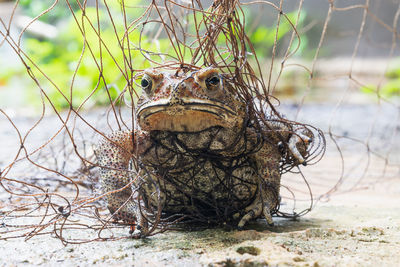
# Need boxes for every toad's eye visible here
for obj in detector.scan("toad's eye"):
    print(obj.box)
[205,75,221,91]
[141,76,153,94]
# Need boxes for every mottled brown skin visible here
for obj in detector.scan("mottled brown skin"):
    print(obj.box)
[95,68,311,237]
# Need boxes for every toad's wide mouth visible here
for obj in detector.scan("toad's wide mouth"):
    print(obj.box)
[137,98,242,132]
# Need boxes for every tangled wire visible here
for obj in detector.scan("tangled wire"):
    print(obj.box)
[0,0,398,243]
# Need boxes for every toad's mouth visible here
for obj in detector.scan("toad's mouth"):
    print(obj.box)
[137,98,242,132]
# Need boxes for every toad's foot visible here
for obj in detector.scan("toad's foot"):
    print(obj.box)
[236,194,274,229]
[130,225,148,239]
[129,210,149,238]
[288,130,313,164]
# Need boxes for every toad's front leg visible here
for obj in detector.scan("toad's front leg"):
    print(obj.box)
[95,130,150,238]
[235,129,281,228]
[287,126,313,164]
[263,119,313,165]
[237,183,279,228]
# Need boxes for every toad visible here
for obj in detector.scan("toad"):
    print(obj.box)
[95,67,313,237]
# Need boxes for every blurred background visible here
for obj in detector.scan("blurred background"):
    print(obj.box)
[1,0,399,113]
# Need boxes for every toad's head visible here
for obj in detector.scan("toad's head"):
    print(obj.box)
[136,68,245,132]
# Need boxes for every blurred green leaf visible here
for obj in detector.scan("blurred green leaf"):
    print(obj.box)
[360,80,400,98]
[12,2,179,110]
[248,10,308,58]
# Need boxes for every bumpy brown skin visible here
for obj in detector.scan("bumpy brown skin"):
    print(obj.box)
[95,68,311,237]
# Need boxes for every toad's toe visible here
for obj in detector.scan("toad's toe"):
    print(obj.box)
[237,200,263,228]
[262,205,274,226]
[130,225,148,239]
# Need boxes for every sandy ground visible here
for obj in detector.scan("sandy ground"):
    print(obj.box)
[1,177,399,267]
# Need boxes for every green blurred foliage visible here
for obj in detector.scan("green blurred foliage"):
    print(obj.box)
[19,0,81,24]
[248,11,308,58]
[361,66,400,98]
[1,2,310,110]
[10,2,176,110]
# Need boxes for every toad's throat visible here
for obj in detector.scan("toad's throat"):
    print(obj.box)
[137,99,241,132]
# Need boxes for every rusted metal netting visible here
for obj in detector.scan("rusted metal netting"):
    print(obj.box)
[0,0,398,244]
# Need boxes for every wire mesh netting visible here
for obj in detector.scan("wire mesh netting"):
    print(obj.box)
[0,0,399,244]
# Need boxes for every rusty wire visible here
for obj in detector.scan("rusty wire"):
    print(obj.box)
[0,0,399,243]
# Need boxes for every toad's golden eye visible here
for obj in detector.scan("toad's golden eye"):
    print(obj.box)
[141,76,153,95]
[205,75,221,91]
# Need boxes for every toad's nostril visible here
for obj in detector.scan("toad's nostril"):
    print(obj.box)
[173,80,192,98]
[169,94,184,106]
